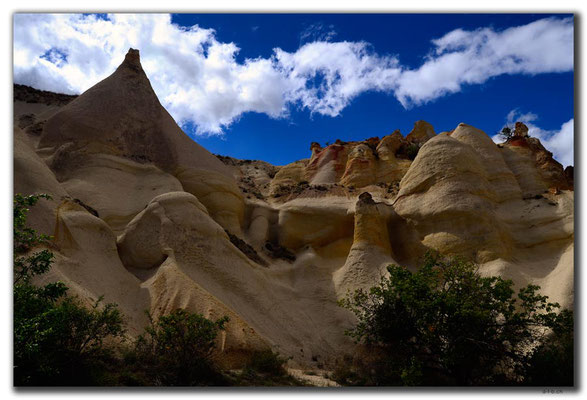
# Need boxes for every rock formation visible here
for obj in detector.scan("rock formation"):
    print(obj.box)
[36,48,243,235]
[405,119,436,144]
[13,49,574,369]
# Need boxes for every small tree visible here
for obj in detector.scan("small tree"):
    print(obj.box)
[13,194,125,386]
[339,253,573,386]
[406,143,420,160]
[499,126,514,141]
[133,309,229,386]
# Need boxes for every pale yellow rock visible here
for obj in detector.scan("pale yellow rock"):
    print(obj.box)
[270,159,309,194]
[376,130,403,159]
[277,197,354,250]
[37,48,243,235]
[394,123,573,309]
[334,193,394,294]
[352,193,392,252]
[175,168,245,236]
[496,191,573,249]
[144,258,271,367]
[340,144,377,188]
[500,145,551,197]
[117,191,216,270]
[39,49,233,179]
[245,204,277,248]
[450,123,521,203]
[334,243,393,295]
[480,240,573,310]
[395,133,509,262]
[59,153,184,234]
[536,242,574,309]
[14,126,69,236]
[406,120,436,144]
[117,191,356,365]
[375,131,412,183]
[49,199,151,335]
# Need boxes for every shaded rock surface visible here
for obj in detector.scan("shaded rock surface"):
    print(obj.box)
[14,83,78,106]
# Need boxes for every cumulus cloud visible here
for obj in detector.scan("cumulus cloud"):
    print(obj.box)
[395,17,574,106]
[13,14,573,135]
[275,41,400,116]
[491,109,574,167]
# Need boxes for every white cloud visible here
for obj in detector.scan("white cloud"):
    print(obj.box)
[543,119,574,167]
[395,17,574,107]
[13,14,574,135]
[275,41,400,117]
[491,109,574,167]
[299,22,337,44]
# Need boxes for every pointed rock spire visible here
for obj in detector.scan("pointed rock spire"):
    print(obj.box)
[120,48,143,71]
[39,48,232,179]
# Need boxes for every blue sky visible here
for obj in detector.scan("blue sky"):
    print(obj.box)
[13,13,574,166]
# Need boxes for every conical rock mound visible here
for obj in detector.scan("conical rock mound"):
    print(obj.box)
[38,49,244,235]
[39,48,230,177]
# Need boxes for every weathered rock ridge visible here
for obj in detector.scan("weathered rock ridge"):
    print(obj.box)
[13,49,574,369]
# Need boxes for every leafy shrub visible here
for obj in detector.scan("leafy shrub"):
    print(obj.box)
[244,349,288,377]
[132,309,229,386]
[230,349,304,386]
[405,143,420,160]
[339,253,573,386]
[499,126,514,141]
[13,194,125,386]
[525,308,574,386]
[331,354,368,386]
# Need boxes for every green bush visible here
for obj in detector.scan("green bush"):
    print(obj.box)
[132,309,229,386]
[229,349,305,386]
[331,354,368,386]
[244,349,288,377]
[499,126,514,141]
[525,308,574,386]
[13,194,125,386]
[405,143,420,160]
[339,253,573,386]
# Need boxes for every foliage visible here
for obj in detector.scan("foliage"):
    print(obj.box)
[244,349,288,377]
[405,143,420,160]
[13,194,125,386]
[230,350,305,386]
[331,354,369,385]
[132,309,229,386]
[339,253,573,386]
[526,308,574,386]
[14,193,55,282]
[499,126,514,141]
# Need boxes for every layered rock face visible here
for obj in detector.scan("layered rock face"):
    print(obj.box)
[14,49,574,368]
[270,122,430,196]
